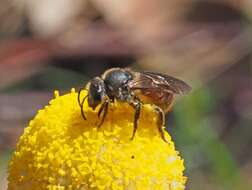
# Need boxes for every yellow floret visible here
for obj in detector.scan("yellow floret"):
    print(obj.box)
[8,89,186,190]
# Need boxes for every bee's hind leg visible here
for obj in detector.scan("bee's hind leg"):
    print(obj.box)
[153,106,168,143]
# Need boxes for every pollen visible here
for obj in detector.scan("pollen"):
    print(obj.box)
[8,89,186,190]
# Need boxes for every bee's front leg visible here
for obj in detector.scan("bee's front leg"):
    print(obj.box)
[129,98,141,140]
[97,99,110,128]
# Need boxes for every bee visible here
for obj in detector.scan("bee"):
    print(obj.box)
[78,68,191,142]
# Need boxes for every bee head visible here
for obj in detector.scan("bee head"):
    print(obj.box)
[87,77,106,110]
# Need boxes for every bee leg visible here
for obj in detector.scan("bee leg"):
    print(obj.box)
[153,106,168,143]
[130,99,141,140]
[98,100,107,118]
[97,100,109,128]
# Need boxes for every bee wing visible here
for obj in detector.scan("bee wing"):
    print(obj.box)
[129,71,192,95]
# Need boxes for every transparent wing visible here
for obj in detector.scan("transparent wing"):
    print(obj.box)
[129,71,191,95]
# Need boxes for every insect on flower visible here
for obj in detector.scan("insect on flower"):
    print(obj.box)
[78,68,191,142]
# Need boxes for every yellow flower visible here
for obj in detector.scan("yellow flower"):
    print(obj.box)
[8,89,186,190]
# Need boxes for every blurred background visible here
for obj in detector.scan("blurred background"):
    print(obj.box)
[0,0,252,189]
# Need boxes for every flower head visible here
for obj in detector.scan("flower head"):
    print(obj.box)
[8,89,186,190]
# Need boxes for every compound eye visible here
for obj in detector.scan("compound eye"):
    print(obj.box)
[88,78,105,110]
[90,84,102,100]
